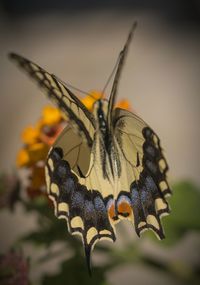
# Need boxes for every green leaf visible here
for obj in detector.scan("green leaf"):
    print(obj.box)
[148,180,200,245]
[22,197,53,219]
[168,181,200,229]
[41,256,109,285]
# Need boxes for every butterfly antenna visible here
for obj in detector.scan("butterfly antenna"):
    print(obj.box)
[107,21,137,125]
[101,54,121,98]
[53,75,97,100]
[102,22,137,100]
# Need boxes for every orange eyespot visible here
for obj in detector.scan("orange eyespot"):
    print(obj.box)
[108,203,115,219]
[117,201,132,217]
[107,201,118,221]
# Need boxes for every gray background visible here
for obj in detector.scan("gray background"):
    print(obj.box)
[0,3,200,284]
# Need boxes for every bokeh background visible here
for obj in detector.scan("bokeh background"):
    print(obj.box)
[0,1,200,285]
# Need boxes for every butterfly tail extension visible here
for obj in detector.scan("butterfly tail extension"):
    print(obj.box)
[85,246,92,276]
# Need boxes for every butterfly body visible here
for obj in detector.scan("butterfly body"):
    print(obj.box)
[94,99,120,177]
[9,22,172,271]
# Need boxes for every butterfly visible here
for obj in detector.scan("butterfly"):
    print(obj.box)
[9,22,171,272]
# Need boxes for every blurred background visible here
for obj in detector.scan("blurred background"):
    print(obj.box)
[0,1,200,285]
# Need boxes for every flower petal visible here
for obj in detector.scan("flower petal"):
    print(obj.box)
[115,99,131,110]
[21,126,40,145]
[16,149,31,167]
[41,106,63,126]
[28,143,49,163]
[81,91,103,111]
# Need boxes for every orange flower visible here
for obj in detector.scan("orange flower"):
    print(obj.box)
[31,166,46,189]
[26,166,46,199]
[115,99,132,111]
[16,143,49,168]
[40,124,65,146]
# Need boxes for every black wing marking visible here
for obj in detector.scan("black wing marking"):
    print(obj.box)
[114,108,171,239]
[107,22,137,127]
[9,53,96,147]
[45,126,116,272]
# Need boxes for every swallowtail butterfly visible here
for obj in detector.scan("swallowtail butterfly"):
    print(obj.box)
[9,22,171,272]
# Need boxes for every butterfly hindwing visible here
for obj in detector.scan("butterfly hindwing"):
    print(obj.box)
[45,125,116,271]
[113,108,171,239]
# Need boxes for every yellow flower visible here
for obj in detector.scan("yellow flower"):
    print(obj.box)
[81,92,131,111]
[21,126,40,145]
[17,143,49,168]
[28,143,49,163]
[16,149,30,167]
[81,91,103,111]
[41,106,63,126]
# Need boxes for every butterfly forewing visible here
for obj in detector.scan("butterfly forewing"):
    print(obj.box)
[9,53,95,147]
